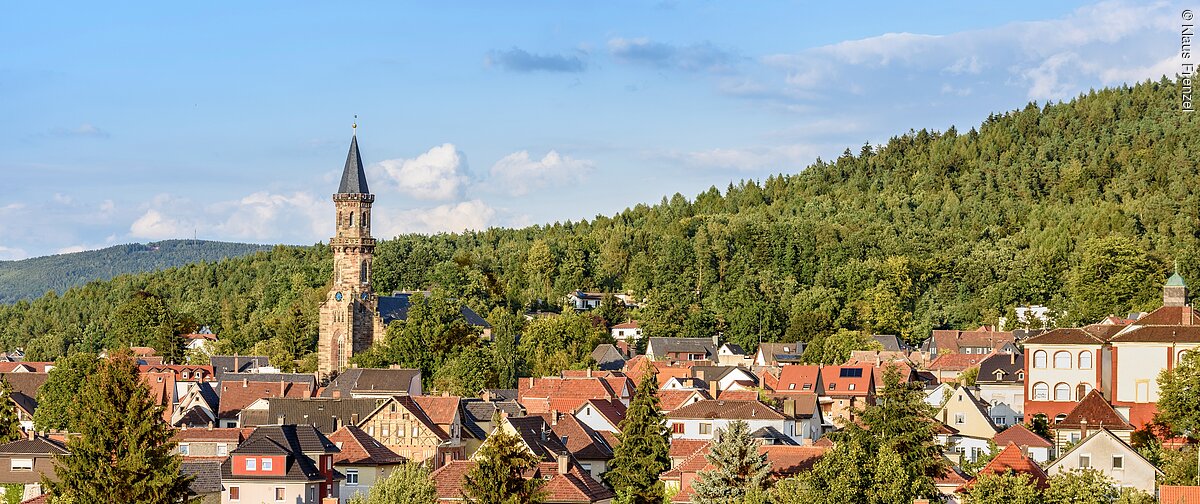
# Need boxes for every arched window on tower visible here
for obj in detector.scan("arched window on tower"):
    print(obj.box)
[360,260,368,284]
[349,211,354,227]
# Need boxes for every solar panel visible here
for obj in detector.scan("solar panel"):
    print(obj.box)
[839,368,863,378]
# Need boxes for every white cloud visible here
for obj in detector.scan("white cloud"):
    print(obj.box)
[56,245,87,254]
[375,199,496,236]
[665,144,822,172]
[0,246,28,261]
[130,209,188,239]
[129,191,327,243]
[372,143,469,201]
[488,150,594,196]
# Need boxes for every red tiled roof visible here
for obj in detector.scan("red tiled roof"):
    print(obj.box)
[184,333,218,341]
[1024,327,1109,345]
[961,443,1049,491]
[775,365,820,393]
[328,425,406,466]
[174,428,248,443]
[575,399,627,429]
[819,365,873,397]
[131,346,157,357]
[668,439,709,460]
[667,400,784,420]
[1056,390,1133,431]
[18,495,48,504]
[519,377,622,414]
[612,321,640,330]
[931,327,1014,353]
[1132,306,1200,326]
[217,380,311,418]
[992,424,1052,449]
[0,362,53,373]
[926,353,989,372]
[1111,325,1200,344]
[657,389,709,412]
[1160,485,1200,503]
[714,389,758,401]
[430,460,615,503]
[412,395,460,426]
[540,413,613,461]
[665,444,826,502]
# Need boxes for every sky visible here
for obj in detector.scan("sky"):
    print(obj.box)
[0,1,1187,260]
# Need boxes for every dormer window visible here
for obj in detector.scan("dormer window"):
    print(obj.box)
[828,384,836,390]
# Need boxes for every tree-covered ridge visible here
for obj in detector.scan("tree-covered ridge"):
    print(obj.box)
[0,240,272,304]
[0,78,1195,365]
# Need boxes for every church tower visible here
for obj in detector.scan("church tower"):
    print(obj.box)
[319,126,379,380]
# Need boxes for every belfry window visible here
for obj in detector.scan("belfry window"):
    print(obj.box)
[349,212,354,227]
[360,260,368,284]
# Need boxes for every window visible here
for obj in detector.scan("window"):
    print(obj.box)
[788,383,796,390]
[802,383,812,390]
[412,426,419,437]
[1079,455,1091,468]
[1054,383,1071,401]
[229,487,240,500]
[360,260,368,284]
[346,469,359,485]
[1077,383,1092,399]
[179,444,190,456]
[261,458,273,471]
[1079,351,1093,369]
[1033,350,1048,368]
[217,444,227,457]
[349,212,354,227]
[1112,455,1124,469]
[993,416,1007,426]
[671,423,685,434]
[275,487,285,501]
[10,459,32,471]
[828,383,836,390]
[581,463,592,473]
[699,423,712,435]
[382,426,390,437]
[849,383,856,390]
[954,413,966,425]
[1032,382,1049,400]
[1054,351,1072,369]
[245,458,257,471]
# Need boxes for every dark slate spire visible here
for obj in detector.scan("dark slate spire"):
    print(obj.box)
[338,134,370,194]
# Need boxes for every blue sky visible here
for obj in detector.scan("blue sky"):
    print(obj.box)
[0,1,1185,259]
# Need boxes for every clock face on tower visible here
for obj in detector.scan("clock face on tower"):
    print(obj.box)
[361,292,369,301]
[335,292,344,302]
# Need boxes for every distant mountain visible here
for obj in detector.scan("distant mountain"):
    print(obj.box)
[0,240,273,304]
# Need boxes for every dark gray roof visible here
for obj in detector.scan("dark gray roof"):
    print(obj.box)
[977,352,1025,385]
[258,397,385,433]
[209,356,270,379]
[751,426,800,446]
[590,344,625,371]
[480,389,518,401]
[0,436,67,455]
[338,135,370,194]
[648,337,717,358]
[462,398,525,423]
[233,425,339,458]
[219,372,316,391]
[506,416,569,462]
[721,343,746,355]
[377,293,491,328]
[0,372,47,416]
[181,460,224,494]
[872,335,912,352]
[319,368,422,398]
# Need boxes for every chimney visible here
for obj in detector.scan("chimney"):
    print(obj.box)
[709,380,719,399]
[242,378,248,388]
[1009,353,1016,365]
[586,368,592,378]
[350,413,359,425]
[277,415,285,424]
[783,399,796,418]
[712,333,720,346]
[551,410,559,426]
[557,453,569,475]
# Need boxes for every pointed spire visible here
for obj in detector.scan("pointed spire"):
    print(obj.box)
[337,127,370,194]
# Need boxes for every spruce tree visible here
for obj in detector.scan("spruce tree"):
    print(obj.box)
[462,425,544,504]
[603,369,671,504]
[690,420,770,504]
[45,351,192,503]
[0,377,21,443]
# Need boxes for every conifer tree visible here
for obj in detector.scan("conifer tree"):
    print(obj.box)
[463,424,544,504]
[45,351,192,503]
[690,420,770,503]
[0,377,21,443]
[603,369,671,503]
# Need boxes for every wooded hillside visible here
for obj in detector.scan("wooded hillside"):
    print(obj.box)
[0,78,1194,371]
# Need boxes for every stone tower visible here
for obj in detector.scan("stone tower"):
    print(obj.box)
[318,130,379,380]
[1165,270,1189,307]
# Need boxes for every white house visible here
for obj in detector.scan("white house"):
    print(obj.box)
[1046,428,1161,494]
[1021,326,1114,424]
[666,400,801,443]
[976,352,1025,428]
[184,327,217,353]
[610,321,641,343]
[567,291,604,310]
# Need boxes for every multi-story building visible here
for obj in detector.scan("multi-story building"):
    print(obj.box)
[975,352,1025,428]
[1021,325,1118,424]
[220,425,340,504]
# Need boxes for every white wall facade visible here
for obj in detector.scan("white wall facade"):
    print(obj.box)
[667,418,795,442]
[1025,344,1102,403]
[978,383,1024,428]
[1112,343,1198,404]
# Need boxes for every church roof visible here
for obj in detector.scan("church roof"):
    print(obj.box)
[1168,272,1187,287]
[338,135,370,194]
[377,293,492,328]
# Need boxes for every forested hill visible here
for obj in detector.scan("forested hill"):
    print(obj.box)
[0,78,1196,370]
[0,240,271,304]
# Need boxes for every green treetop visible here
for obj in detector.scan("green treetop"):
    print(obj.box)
[690,419,770,504]
[603,369,671,504]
